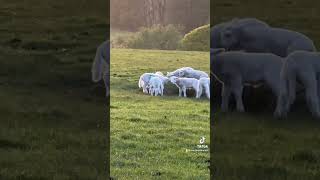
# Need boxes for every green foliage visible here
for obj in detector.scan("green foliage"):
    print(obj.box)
[110,48,210,179]
[180,24,210,51]
[126,25,183,50]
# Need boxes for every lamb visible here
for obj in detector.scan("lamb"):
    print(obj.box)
[167,68,208,79]
[138,72,169,94]
[149,76,163,96]
[197,77,210,99]
[170,76,199,97]
[166,67,194,77]
[179,69,209,79]
[211,48,284,117]
[280,51,320,118]
[91,40,110,97]
[138,73,155,94]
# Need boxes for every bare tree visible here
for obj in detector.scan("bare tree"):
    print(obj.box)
[144,0,166,27]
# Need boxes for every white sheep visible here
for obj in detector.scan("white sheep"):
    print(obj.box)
[166,67,194,77]
[280,51,320,118]
[138,72,169,95]
[138,73,154,94]
[91,41,110,97]
[211,48,284,117]
[170,76,199,97]
[197,77,210,99]
[167,68,208,79]
[149,76,163,96]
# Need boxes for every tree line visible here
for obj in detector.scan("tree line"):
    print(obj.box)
[110,0,210,33]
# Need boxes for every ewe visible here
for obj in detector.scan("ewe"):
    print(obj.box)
[170,76,199,97]
[211,48,284,117]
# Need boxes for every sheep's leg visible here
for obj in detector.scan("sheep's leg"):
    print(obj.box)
[155,88,158,96]
[178,87,182,97]
[103,73,109,97]
[232,86,244,112]
[205,84,210,99]
[197,84,202,98]
[266,77,283,118]
[221,85,231,112]
[183,87,187,97]
[302,72,320,118]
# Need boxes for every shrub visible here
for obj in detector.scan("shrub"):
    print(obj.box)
[126,24,183,50]
[180,24,210,51]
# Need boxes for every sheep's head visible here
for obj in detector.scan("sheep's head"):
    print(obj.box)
[155,71,164,76]
[169,76,178,84]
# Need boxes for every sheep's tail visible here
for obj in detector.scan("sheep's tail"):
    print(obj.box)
[92,46,103,82]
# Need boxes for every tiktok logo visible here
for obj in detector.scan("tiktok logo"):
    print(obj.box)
[199,136,205,144]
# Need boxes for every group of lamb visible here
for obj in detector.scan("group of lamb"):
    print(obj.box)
[138,67,210,99]
[211,18,320,118]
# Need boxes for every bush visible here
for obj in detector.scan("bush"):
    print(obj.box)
[126,24,183,50]
[180,24,210,51]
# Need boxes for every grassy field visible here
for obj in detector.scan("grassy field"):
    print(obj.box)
[0,0,109,179]
[110,48,210,179]
[211,0,320,179]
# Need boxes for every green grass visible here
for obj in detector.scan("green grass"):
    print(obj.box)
[0,0,109,179]
[211,0,320,179]
[110,48,210,179]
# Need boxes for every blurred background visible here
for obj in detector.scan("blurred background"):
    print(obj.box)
[0,0,109,179]
[110,0,210,51]
[211,0,320,180]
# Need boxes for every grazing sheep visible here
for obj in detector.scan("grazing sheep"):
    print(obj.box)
[170,76,199,97]
[149,76,163,96]
[211,48,284,117]
[167,68,208,79]
[197,77,210,99]
[92,40,110,97]
[180,69,209,79]
[219,19,316,57]
[211,18,269,48]
[280,51,320,118]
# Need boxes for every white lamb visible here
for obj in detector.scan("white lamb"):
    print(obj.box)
[211,48,284,117]
[197,77,210,99]
[138,73,155,94]
[280,51,320,118]
[138,72,169,95]
[149,76,163,96]
[166,67,194,77]
[167,68,208,79]
[170,76,199,97]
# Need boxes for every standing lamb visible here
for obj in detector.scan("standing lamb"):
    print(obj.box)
[211,48,284,117]
[170,76,199,98]
[280,51,320,118]
[197,77,210,99]
[91,40,110,97]
[149,76,163,96]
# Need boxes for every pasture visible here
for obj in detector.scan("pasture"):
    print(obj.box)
[0,0,109,179]
[110,48,210,179]
[211,0,320,179]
